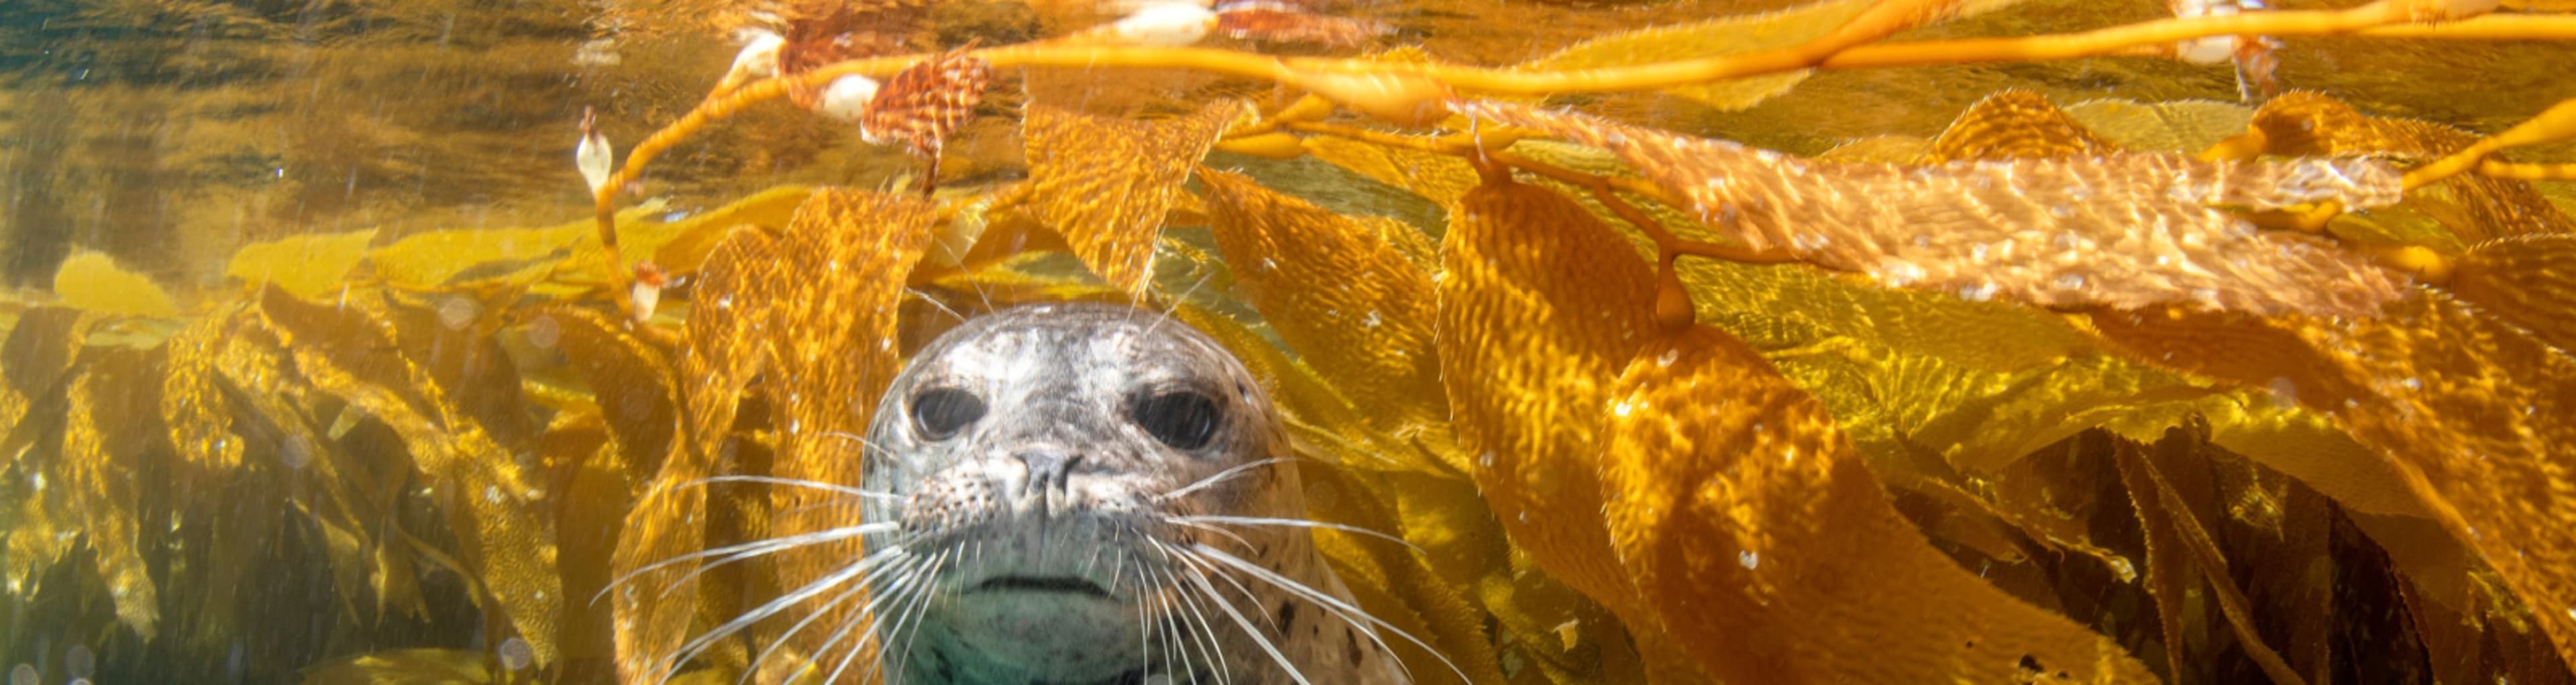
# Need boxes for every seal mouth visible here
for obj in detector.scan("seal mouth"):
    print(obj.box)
[969,575,1114,598]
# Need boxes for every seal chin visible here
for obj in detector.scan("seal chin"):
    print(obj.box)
[938,583,1144,680]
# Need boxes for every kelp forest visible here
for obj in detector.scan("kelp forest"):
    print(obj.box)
[5,0,2576,682]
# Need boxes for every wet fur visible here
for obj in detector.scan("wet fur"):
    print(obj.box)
[848,303,1409,685]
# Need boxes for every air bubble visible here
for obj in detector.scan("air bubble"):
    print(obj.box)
[437,296,478,330]
[525,315,561,350]
[1737,550,1760,570]
[66,645,93,678]
[9,664,33,685]
[280,435,313,470]
[2265,377,2299,409]
[498,637,534,672]
[1656,349,1679,367]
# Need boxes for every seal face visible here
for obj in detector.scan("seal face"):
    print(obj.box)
[857,303,1407,685]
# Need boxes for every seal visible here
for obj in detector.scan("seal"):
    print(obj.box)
[851,302,1414,685]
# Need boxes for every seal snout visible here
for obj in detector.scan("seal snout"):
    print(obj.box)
[1012,447,1079,498]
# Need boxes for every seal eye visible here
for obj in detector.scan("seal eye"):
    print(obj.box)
[1131,390,1222,451]
[911,387,985,441]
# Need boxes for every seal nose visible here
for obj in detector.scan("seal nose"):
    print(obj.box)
[1014,448,1079,498]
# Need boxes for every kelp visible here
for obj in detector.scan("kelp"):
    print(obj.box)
[11,0,2576,683]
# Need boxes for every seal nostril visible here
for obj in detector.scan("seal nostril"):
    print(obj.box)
[1014,449,1079,496]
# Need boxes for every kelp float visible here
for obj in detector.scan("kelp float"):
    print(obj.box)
[7,0,2576,683]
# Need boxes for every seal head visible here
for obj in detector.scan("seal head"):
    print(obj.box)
[859,302,1405,684]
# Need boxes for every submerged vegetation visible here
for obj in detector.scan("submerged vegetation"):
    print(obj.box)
[7,0,2576,682]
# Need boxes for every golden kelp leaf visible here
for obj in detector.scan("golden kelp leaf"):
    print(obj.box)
[382,291,542,450]
[1438,173,1650,618]
[1929,91,2119,162]
[614,227,779,684]
[159,315,246,469]
[1303,135,1479,207]
[63,347,164,636]
[254,286,564,666]
[541,419,629,668]
[366,203,666,289]
[1599,325,2156,684]
[1023,101,1242,293]
[296,648,496,684]
[2247,92,2575,242]
[2447,233,2576,354]
[225,228,379,299]
[54,251,180,317]
[645,186,814,274]
[550,307,681,484]
[1299,465,1505,685]
[193,304,407,628]
[2,307,91,447]
[757,190,941,673]
[2086,296,2576,665]
[1462,99,2412,317]
[1892,352,2422,517]
[1198,169,1454,474]
[1167,302,1440,476]
[1,339,76,594]
[1491,135,2097,374]
[2112,429,2307,685]
[2061,99,2252,154]
[1816,135,1934,164]
[369,221,588,289]
[1976,428,2138,582]
[1519,0,1871,111]
[1674,257,2096,374]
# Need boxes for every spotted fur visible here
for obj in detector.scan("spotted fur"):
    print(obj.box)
[855,303,1410,685]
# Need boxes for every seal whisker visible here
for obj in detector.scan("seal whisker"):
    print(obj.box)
[1161,541,1319,685]
[1157,456,1293,502]
[1142,270,1218,341]
[1164,517,1258,551]
[871,547,953,684]
[818,429,898,456]
[1146,565,1194,685]
[603,523,903,604]
[817,554,940,685]
[669,474,903,501]
[747,551,927,685]
[1139,560,1165,684]
[656,546,908,684]
[906,286,965,322]
[1164,563,1238,685]
[1165,515,1426,554]
[1158,541,1278,633]
[1191,542,1470,684]
[860,550,954,684]
[738,554,913,685]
